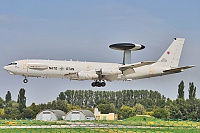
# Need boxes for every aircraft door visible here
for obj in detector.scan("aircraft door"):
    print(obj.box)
[23,60,29,72]
[148,67,155,75]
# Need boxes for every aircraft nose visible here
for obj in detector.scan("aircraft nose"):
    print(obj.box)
[3,66,8,71]
[4,66,14,75]
[4,66,11,72]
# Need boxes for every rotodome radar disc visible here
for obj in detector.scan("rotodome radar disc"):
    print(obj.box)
[109,43,145,51]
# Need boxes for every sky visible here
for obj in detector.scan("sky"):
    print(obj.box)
[0,0,199,105]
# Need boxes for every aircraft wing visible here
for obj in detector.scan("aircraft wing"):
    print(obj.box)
[119,61,155,71]
[64,72,77,77]
[64,61,156,80]
[163,65,196,73]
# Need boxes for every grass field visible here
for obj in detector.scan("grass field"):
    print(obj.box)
[0,128,199,133]
[96,116,200,128]
[0,116,199,133]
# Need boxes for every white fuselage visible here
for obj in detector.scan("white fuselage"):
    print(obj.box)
[3,59,167,81]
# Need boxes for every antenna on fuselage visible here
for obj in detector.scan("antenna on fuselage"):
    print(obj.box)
[109,43,145,65]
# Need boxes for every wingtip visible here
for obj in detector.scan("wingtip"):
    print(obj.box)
[190,65,196,68]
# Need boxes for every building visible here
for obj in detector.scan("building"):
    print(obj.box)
[65,110,95,121]
[95,113,118,120]
[94,108,118,120]
[36,110,66,121]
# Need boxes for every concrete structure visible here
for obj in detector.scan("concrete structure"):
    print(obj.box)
[95,113,118,120]
[65,110,95,121]
[36,110,65,121]
[94,108,118,120]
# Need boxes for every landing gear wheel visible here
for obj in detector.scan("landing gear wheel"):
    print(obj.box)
[91,81,106,87]
[101,82,106,87]
[97,82,101,87]
[91,82,96,87]
[23,79,28,83]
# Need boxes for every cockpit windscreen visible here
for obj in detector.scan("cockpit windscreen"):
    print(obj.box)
[8,62,17,65]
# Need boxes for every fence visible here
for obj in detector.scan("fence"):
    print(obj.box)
[0,117,200,133]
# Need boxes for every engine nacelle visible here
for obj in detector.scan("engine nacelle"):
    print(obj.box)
[100,68,122,75]
[77,72,98,80]
[68,71,99,80]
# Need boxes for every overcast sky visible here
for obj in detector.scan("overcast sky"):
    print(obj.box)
[0,0,199,105]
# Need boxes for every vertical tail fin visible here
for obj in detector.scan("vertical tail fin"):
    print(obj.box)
[156,38,185,68]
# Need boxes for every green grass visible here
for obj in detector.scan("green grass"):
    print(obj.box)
[0,116,199,133]
[0,120,69,126]
[0,128,199,133]
[95,116,200,128]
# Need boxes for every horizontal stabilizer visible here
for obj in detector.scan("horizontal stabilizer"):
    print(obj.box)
[119,61,155,71]
[163,65,196,73]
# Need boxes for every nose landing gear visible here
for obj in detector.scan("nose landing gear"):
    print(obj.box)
[23,78,28,83]
[91,81,106,87]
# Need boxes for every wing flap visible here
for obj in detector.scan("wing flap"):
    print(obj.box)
[123,68,135,75]
[163,65,196,73]
[119,61,155,71]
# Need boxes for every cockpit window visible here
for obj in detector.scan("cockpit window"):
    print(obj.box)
[8,62,17,65]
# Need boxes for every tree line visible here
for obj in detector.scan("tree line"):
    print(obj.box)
[0,81,199,121]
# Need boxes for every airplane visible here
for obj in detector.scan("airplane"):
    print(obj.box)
[4,38,195,87]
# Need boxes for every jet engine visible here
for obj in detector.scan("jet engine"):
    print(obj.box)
[99,68,122,75]
[77,72,98,80]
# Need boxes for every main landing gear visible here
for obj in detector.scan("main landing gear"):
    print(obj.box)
[91,81,106,87]
[23,78,28,83]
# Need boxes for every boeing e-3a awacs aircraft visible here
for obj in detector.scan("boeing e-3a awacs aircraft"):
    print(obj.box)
[4,38,195,87]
